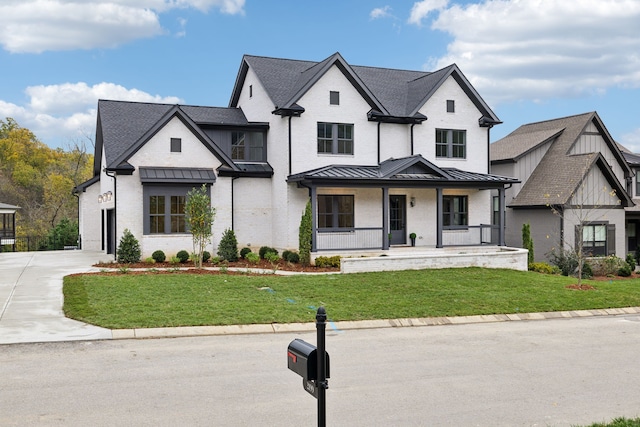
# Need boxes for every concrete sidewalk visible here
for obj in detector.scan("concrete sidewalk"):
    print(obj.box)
[0,250,113,344]
[3,250,640,345]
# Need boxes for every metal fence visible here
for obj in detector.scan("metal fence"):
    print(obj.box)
[0,235,80,253]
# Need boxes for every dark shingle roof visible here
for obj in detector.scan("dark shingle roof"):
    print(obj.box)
[233,53,499,122]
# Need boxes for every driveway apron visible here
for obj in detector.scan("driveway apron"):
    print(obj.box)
[0,250,112,344]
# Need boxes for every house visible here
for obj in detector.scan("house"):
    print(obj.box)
[0,202,19,251]
[490,112,634,262]
[619,147,640,254]
[75,52,518,260]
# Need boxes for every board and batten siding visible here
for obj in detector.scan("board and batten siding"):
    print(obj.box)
[569,121,625,185]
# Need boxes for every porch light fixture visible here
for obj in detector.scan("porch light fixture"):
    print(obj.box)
[98,195,103,203]
[410,197,416,207]
[106,191,112,201]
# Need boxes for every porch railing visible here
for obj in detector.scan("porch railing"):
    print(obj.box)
[442,224,498,246]
[316,227,383,251]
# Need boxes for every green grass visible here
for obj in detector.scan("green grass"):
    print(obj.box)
[578,417,640,427]
[63,268,640,329]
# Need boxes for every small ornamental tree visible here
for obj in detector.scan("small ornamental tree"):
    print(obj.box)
[522,223,534,268]
[185,185,216,268]
[116,228,141,264]
[299,199,312,266]
[217,228,238,262]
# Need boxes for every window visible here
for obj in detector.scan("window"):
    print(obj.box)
[330,91,340,105]
[249,84,253,98]
[231,131,264,161]
[446,100,455,113]
[144,187,198,234]
[443,195,468,227]
[492,196,500,225]
[317,122,353,155]
[436,129,466,158]
[317,195,354,230]
[635,171,640,196]
[170,138,181,153]
[581,223,609,257]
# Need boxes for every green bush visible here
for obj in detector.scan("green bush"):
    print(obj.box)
[264,251,280,263]
[217,228,238,262]
[626,253,636,271]
[240,247,252,259]
[283,250,300,263]
[259,246,278,259]
[151,250,166,263]
[246,252,260,264]
[116,229,141,264]
[582,261,593,279]
[315,255,341,268]
[548,247,579,277]
[169,256,180,265]
[176,250,190,263]
[46,218,79,250]
[529,262,559,275]
[210,256,221,265]
[618,264,632,277]
[144,257,156,264]
[589,255,625,276]
[202,251,211,263]
[299,200,312,266]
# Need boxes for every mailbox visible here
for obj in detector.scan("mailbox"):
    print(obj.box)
[287,338,330,380]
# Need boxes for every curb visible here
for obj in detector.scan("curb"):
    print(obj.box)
[108,306,640,340]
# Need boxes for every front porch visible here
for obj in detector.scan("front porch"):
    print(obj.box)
[312,245,528,273]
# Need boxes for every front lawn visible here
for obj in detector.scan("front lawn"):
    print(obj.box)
[63,268,640,329]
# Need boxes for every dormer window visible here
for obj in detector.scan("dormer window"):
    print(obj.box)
[446,100,455,113]
[231,131,264,161]
[170,138,181,153]
[330,91,340,105]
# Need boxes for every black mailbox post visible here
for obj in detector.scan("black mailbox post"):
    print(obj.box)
[287,307,330,426]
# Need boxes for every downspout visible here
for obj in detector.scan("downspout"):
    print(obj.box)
[377,122,381,164]
[104,168,116,259]
[288,116,292,176]
[410,124,415,156]
[487,124,493,173]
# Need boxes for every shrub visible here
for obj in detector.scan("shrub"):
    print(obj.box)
[529,262,559,275]
[264,251,280,263]
[626,253,636,271]
[259,246,278,259]
[151,250,166,263]
[210,256,221,265]
[144,257,156,264]
[217,228,239,262]
[240,247,252,259]
[246,252,260,264]
[548,247,579,277]
[618,264,632,277]
[176,250,190,263]
[299,200,312,266]
[582,261,593,279]
[169,256,180,265]
[522,223,534,268]
[202,251,211,263]
[315,255,341,268]
[116,229,141,264]
[589,255,625,277]
[283,250,300,263]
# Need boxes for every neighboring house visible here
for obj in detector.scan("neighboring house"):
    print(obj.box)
[0,202,19,250]
[490,112,634,262]
[75,52,518,259]
[619,147,640,254]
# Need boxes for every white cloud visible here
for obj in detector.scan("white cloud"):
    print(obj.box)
[370,6,393,20]
[408,0,449,26]
[419,0,640,105]
[620,128,640,154]
[0,0,245,53]
[0,82,183,148]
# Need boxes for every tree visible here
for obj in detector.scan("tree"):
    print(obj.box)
[185,185,216,268]
[116,229,141,264]
[298,199,312,266]
[522,223,534,268]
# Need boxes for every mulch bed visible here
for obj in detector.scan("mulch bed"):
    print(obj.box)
[565,272,640,290]
[93,258,339,274]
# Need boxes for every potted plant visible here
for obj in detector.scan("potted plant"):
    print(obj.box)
[409,232,417,247]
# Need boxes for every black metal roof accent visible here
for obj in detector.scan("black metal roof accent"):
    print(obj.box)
[217,162,274,178]
[288,155,518,188]
[139,167,217,184]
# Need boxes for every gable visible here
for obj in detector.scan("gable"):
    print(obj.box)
[569,161,623,207]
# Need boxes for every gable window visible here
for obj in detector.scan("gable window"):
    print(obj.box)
[330,91,340,105]
[443,195,468,227]
[436,129,466,159]
[581,223,611,257]
[318,122,353,155]
[144,187,197,234]
[170,138,181,153]
[317,195,354,230]
[249,84,253,98]
[446,100,455,113]
[232,131,264,161]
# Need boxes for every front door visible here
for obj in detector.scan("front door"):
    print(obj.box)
[389,195,406,245]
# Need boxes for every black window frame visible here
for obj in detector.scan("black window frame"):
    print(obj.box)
[635,170,640,197]
[317,122,354,155]
[330,91,340,105]
[143,185,210,235]
[317,195,354,231]
[442,195,468,228]
[581,222,608,257]
[446,99,455,113]
[170,138,181,153]
[231,131,264,161]
[436,129,466,159]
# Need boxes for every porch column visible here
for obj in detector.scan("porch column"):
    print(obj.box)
[499,187,506,246]
[436,187,443,248]
[311,185,317,252]
[382,187,389,250]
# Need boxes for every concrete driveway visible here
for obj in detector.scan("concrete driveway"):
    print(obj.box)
[0,250,113,344]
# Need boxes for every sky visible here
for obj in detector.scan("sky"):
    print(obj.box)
[1,0,639,152]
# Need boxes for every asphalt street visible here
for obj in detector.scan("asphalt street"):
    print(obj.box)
[2,315,640,426]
